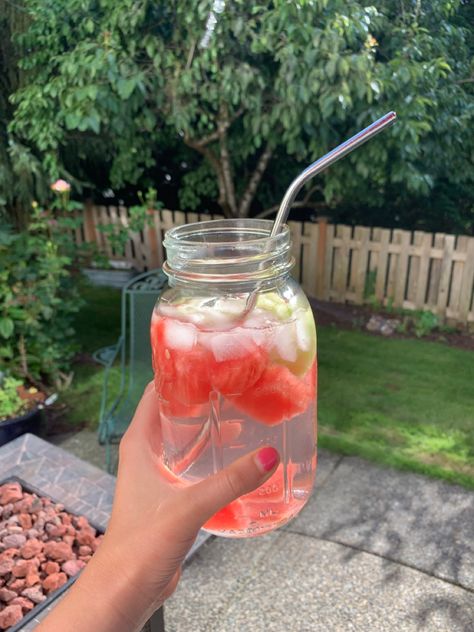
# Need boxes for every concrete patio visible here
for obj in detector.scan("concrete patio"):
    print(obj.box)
[52,429,474,632]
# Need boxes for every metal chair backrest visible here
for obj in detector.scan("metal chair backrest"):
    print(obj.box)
[115,270,168,434]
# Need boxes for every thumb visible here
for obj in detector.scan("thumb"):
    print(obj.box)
[183,447,280,530]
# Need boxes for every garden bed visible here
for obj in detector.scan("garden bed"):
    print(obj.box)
[0,479,103,631]
[309,297,474,351]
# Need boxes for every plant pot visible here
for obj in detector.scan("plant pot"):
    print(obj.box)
[0,407,45,447]
[82,265,138,288]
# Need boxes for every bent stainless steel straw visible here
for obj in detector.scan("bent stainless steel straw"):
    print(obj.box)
[270,111,397,236]
[242,111,397,316]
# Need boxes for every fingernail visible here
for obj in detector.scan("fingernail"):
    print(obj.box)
[255,447,279,473]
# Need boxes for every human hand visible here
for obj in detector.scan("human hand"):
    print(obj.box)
[38,383,279,632]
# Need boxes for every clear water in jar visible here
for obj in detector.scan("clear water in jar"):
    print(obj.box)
[150,290,317,537]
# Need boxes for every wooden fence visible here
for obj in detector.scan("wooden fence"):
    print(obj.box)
[76,205,474,325]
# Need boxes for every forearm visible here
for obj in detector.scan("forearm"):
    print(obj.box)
[36,544,154,632]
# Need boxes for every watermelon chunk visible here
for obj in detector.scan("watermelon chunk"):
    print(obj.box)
[230,364,312,425]
[151,315,212,405]
[203,498,247,532]
[209,338,267,396]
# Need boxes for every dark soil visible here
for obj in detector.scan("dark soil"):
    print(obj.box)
[308,298,474,352]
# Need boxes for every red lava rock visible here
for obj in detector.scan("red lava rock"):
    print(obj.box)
[42,572,67,593]
[25,572,41,587]
[74,516,89,530]
[43,541,73,562]
[42,561,60,575]
[59,513,71,525]
[0,549,18,561]
[0,559,13,576]
[0,483,22,505]
[2,533,26,549]
[2,504,13,520]
[91,535,103,552]
[21,586,46,604]
[78,545,91,557]
[18,514,32,530]
[20,538,43,559]
[76,526,96,547]
[8,579,25,592]
[10,596,34,612]
[62,559,85,577]
[63,535,75,547]
[0,579,4,588]
[46,524,67,538]
[7,525,23,535]
[0,604,23,630]
[66,525,76,536]
[79,555,92,562]
[30,497,42,513]
[0,587,16,602]
[11,560,29,578]
[26,528,40,539]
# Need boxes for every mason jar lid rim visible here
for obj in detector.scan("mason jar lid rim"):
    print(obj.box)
[164,218,290,247]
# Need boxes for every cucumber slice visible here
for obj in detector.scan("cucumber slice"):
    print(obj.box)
[270,308,316,377]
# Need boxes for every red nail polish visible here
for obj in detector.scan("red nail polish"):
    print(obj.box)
[256,447,279,472]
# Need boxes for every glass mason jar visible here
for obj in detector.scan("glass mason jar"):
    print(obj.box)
[150,219,317,537]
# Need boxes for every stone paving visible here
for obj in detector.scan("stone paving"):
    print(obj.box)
[165,451,474,632]
[2,430,473,631]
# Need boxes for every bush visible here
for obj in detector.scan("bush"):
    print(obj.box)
[0,184,86,389]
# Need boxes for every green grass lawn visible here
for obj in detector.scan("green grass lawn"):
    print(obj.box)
[318,326,474,488]
[63,285,474,488]
[59,284,122,430]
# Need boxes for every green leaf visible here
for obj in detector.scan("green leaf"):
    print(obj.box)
[117,78,136,100]
[0,318,14,339]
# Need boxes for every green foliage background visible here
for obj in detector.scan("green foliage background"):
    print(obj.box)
[1,0,473,230]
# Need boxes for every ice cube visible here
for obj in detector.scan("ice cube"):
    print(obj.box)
[164,320,197,350]
[210,328,255,361]
[274,322,298,362]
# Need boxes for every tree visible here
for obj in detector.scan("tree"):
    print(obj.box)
[6,0,474,230]
[0,0,49,228]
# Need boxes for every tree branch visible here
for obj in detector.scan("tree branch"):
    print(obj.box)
[185,108,244,148]
[455,76,474,84]
[218,105,237,216]
[184,135,231,217]
[238,142,273,218]
[255,184,325,219]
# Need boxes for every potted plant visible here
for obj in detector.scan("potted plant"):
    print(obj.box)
[0,373,56,445]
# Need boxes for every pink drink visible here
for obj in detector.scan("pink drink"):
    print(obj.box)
[151,291,317,537]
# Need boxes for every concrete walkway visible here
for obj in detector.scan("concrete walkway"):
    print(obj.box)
[53,430,474,631]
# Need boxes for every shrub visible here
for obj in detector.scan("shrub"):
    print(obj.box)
[0,184,86,389]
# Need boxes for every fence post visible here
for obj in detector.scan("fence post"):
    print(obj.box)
[83,200,98,245]
[315,216,328,299]
[146,208,161,269]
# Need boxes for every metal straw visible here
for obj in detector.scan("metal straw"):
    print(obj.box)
[271,111,397,236]
[243,111,397,316]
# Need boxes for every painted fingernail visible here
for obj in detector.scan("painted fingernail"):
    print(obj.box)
[255,447,279,473]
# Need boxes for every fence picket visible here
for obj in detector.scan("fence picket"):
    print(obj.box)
[354,226,370,303]
[437,235,455,315]
[459,238,474,321]
[78,206,474,325]
[375,229,390,302]
[415,233,432,309]
[394,230,410,307]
